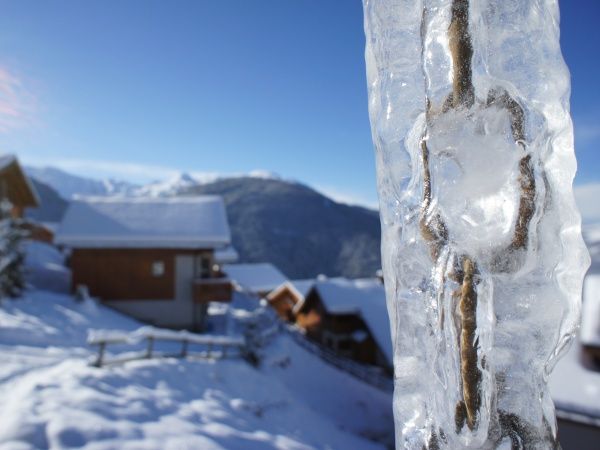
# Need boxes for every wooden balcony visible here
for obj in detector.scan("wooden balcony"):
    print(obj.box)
[193,277,233,303]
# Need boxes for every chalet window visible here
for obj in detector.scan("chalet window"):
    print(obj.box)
[196,255,212,278]
[152,261,165,277]
[338,339,352,351]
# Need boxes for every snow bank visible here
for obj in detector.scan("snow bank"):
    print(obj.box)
[0,357,387,450]
[23,241,71,294]
[0,290,392,449]
[0,291,139,349]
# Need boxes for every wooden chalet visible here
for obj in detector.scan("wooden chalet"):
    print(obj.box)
[223,262,288,298]
[0,154,40,218]
[55,196,233,330]
[288,277,392,372]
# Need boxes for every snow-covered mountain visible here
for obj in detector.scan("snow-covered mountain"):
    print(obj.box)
[25,166,284,199]
[135,172,207,197]
[25,166,139,199]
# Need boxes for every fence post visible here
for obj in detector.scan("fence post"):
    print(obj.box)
[94,341,106,368]
[180,339,188,358]
[146,337,154,359]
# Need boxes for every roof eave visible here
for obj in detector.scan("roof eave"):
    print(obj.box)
[54,237,231,250]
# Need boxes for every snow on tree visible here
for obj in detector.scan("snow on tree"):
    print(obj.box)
[0,199,27,299]
[363,0,589,448]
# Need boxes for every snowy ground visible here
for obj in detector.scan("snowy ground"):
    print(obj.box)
[0,288,393,450]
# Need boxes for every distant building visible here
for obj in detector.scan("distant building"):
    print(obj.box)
[56,196,233,330]
[0,154,40,218]
[276,277,392,372]
[223,262,288,297]
[548,274,600,449]
[0,154,52,243]
[267,279,314,322]
[581,275,600,360]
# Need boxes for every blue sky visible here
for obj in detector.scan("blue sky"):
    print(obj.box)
[0,0,598,209]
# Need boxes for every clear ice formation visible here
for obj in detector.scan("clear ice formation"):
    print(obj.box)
[363,0,590,448]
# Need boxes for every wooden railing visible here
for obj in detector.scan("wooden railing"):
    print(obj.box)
[284,325,393,393]
[88,326,245,368]
[88,308,393,395]
[193,277,233,303]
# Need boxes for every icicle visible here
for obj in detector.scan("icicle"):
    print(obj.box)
[363,0,590,448]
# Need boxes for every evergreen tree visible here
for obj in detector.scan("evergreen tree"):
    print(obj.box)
[0,199,26,299]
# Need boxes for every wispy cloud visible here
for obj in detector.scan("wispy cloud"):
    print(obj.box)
[0,66,36,133]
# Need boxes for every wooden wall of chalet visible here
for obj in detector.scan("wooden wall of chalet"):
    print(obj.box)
[71,249,210,301]
[295,292,323,332]
[298,290,386,370]
[268,288,299,321]
[11,205,24,218]
[0,160,39,209]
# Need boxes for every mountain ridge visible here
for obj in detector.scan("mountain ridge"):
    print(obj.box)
[183,177,381,279]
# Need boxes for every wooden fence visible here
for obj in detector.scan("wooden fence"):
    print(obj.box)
[88,326,246,368]
[284,325,393,393]
[88,313,393,395]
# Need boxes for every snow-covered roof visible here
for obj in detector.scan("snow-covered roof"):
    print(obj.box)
[267,279,315,312]
[581,275,600,348]
[214,245,239,264]
[291,279,315,299]
[313,278,392,365]
[55,196,231,249]
[223,263,288,294]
